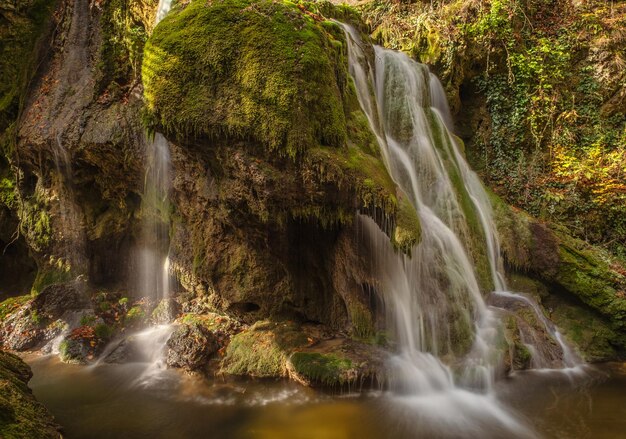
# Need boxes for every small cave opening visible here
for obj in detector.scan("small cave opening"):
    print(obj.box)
[228,302,261,314]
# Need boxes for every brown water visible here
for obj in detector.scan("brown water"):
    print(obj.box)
[26,356,626,439]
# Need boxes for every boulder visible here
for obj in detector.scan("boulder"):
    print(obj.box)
[166,323,219,371]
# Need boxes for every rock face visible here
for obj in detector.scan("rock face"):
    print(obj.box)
[142,0,413,334]
[0,350,60,438]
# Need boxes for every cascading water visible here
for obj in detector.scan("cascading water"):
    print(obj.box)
[155,0,173,25]
[51,132,87,274]
[137,132,172,304]
[342,23,502,390]
[134,0,175,307]
[340,23,580,436]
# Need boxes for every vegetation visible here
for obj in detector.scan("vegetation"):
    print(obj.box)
[289,352,355,386]
[0,295,31,321]
[143,0,409,229]
[144,0,348,158]
[221,321,308,378]
[361,0,626,257]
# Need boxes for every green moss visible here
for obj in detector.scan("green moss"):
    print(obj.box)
[221,321,307,378]
[0,0,57,134]
[58,339,69,359]
[0,295,31,321]
[97,0,151,95]
[125,305,146,323]
[554,233,626,333]
[550,298,620,361]
[143,0,347,158]
[0,172,17,209]
[289,352,354,386]
[31,266,72,295]
[80,314,96,326]
[94,323,114,340]
[348,301,374,341]
[0,351,59,438]
[392,191,421,254]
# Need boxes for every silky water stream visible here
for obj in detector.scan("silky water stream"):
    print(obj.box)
[23,20,625,439]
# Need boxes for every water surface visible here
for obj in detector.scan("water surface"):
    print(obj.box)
[27,356,626,438]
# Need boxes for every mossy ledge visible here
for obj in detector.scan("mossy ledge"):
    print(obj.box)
[0,350,60,438]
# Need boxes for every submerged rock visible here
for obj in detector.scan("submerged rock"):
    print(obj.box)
[0,350,61,438]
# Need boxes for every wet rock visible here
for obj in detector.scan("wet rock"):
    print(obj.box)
[58,324,110,364]
[59,337,91,364]
[0,350,61,438]
[102,338,143,364]
[31,279,90,320]
[0,280,93,351]
[151,298,180,325]
[166,323,219,371]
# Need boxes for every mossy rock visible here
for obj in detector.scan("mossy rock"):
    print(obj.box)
[0,350,60,438]
[0,0,57,134]
[289,352,355,386]
[490,190,626,353]
[125,304,147,326]
[221,320,308,378]
[392,191,421,254]
[144,0,347,158]
[0,295,32,322]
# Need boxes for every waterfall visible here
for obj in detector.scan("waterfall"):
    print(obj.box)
[50,132,87,274]
[137,133,172,304]
[342,24,502,391]
[133,0,175,306]
[155,0,173,25]
[340,22,580,435]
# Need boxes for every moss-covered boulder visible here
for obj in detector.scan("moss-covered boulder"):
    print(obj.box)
[0,350,60,438]
[221,321,308,378]
[143,0,419,338]
[490,190,626,357]
[220,320,386,387]
[289,338,387,388]
[289,352,355,386]
[144,0,347,158]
